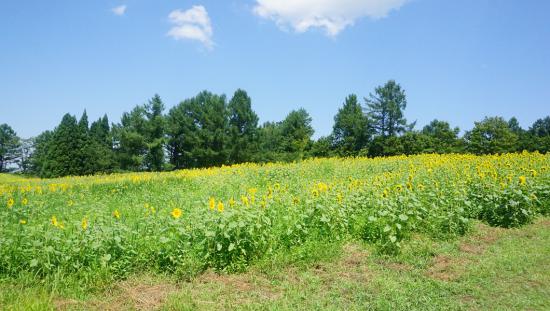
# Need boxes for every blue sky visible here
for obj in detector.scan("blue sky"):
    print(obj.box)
[1,0,549,139]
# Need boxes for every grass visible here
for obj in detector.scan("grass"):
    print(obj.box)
[1,218,548,310]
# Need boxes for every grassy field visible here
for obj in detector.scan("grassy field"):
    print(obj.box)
[1,153,549,310]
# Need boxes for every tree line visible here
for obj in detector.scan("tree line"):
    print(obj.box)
[1,80,549,177]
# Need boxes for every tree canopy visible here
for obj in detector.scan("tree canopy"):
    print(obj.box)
[2,81,548,177]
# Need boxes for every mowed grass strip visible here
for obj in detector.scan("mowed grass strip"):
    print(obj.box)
[2,218,543,311]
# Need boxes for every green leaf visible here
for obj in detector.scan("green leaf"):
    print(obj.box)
[29,259,39,267]
[228,243,235,252]
[101,254,112,262]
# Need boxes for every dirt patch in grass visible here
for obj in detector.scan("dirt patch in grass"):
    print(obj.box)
[117,280,177,311]
[427,223,505,281]
[384,262,413,272]
[426,255,467,281]
[195,270,280,301]
[54,277,177,311]
[460,223,505,254]
[179,243,372,308]
[53,298,81,310]
[317,243,371,283]
[341,243,369,268]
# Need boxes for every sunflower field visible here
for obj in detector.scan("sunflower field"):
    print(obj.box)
[1,152,549,281]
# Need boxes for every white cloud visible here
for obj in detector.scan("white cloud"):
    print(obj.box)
[254,0,409,36]
[167,6,214,49]
[111,5,127,16]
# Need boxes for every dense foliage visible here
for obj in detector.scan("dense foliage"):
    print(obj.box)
[1,153,548,279]
[1,80,549,176]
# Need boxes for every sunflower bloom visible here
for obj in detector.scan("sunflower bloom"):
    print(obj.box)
[7,198,14,208]
[217,201,224,212]
[20,219,27,225]
[22,198,28,205]
[519,176,527,186]
[209,197,216,210]
[171,208,182,219]
[81,218,88,230]
[113,210,121,219]
[51,216,59,227]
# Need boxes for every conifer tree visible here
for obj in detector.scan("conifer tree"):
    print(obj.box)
[332,94,371,155]
[280,108,314,161]
[227,89,259,164]
[365,80,412,137]
[0,124,20,172]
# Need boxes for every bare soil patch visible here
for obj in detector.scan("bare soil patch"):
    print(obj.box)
[426,223,505,281]
[54,277,177,311]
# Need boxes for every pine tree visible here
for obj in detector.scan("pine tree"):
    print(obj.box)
[257,121,284,163]
[114,105,148,171]
[29,130,53,177]
[365,80,412,137]
[144,94,166,171]
[280,108,314,161]
[167,91,228,168]
[47,114,83,177]
[332,94,371,155]
[227,89,259,164]
[0,124,21,172]
[90,115,115,172]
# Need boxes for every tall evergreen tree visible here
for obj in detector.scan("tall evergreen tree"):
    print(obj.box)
[29,130,53,177]
[144,94,166,171]
[365,80,412,137]
[78,110,89,132]
[507,117,523,135]
[529,116,550,137]
[280,108,314,161]
[114,105,148,171]
[167,98,200,169]
[0,124,21,172]
[90,114,112,148]
[332,94,371,155]
[47,114,85,177]
[257,121,284,163]
[167,91,228,168]
[77,111,97,175]
[16,138,34,173]
[227,89,259,164]
[89,115,115,172]
[528,116,550,153]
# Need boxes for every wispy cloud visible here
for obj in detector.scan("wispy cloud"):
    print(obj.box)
[167,6,214,49]
[111,5,127,16]
[254,0,409,36]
